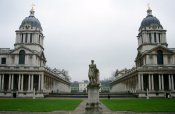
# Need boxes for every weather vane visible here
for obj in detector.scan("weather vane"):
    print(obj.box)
[32,4,35,11]
[147,3,151,10]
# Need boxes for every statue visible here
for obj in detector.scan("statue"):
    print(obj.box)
[88,60,99,85]
[86,60,102,113]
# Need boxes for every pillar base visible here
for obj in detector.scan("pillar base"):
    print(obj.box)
[85,84,102,114]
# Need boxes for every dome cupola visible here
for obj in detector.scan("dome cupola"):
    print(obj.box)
[19,7,42,30]
[139,6,162,30]
[15,6,44,53]
[137,5,167,53]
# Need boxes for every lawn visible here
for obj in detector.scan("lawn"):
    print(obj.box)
[0,99,82,112]
[101,99,175,112]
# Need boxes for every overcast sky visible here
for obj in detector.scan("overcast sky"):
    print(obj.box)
[1,0,175,82]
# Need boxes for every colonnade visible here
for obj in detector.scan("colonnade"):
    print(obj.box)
[44,75,54,90]
[125,75,138,91]
[138,74,175,91]
[0,73,44,92]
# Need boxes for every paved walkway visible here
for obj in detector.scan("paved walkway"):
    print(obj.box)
[73,99,111,114]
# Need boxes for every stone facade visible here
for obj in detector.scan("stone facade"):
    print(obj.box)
[110,7,175,98]
[0,8,70,98]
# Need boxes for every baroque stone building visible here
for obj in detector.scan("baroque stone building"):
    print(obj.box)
[0,8,70,97]
[111,7,175,97]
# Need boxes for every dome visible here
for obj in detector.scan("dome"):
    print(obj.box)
[139,9,162,30]
[19,9,42,30]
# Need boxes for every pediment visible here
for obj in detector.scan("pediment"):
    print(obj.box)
[10,45,35,54]
[146,45,174,54]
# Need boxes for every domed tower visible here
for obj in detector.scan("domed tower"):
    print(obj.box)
[137,6,167,53]
[14,7,44,53]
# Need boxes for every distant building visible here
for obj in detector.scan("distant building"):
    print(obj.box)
[0,8,70,97]
[79,80,89,93]
[71,81,79,93]
[111,7,175,97]
[100,80,110,93]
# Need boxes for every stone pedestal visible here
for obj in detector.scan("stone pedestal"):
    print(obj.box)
[85,84,102,114]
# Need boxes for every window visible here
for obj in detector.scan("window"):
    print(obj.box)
[25,33,28,43]
[157,50,163,65]
[21,34,24,43]
[38,35,40,44]
[30,33,32,43]
[19,50,25,64]
[154,33,157,43]
[158,33,161,43]
[149,33,151,43]
[1,58,6,64]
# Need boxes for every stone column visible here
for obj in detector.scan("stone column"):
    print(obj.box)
[161,74,164,90]
[8,74,11,90]
[1,74,4,90]
[41,74,44,90]
[0,74,2,90]
[31,74,33,91]
[21,74,24,91]
[138,74,141,90]
[28,75,31,91]
[38,75,41,90]
[141,74,144,90]
[171,75,174,90]
[2,74,4,90]
[169,74,172,90]
[18,74,21,91]
[151,74,154,90]
[11,74,14,90]
[159,74,161,90]
[48,77,50,90]
[148,74,151,90]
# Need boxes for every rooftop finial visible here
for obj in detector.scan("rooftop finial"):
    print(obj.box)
[147,3,151,10]
[147,3,152,16]
[32,4,35,11]
[30,4,35,16]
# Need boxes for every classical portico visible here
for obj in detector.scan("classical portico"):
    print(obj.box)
[0,66,70,97]
[137,73,175,92]
[0,7,71,97]
[110,6,175,98]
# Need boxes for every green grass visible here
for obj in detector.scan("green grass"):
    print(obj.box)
[0,99,82,112]
[101,99,175,112]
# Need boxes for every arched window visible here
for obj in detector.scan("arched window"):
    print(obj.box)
[19,50,25,64]
[157,50,163,65]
